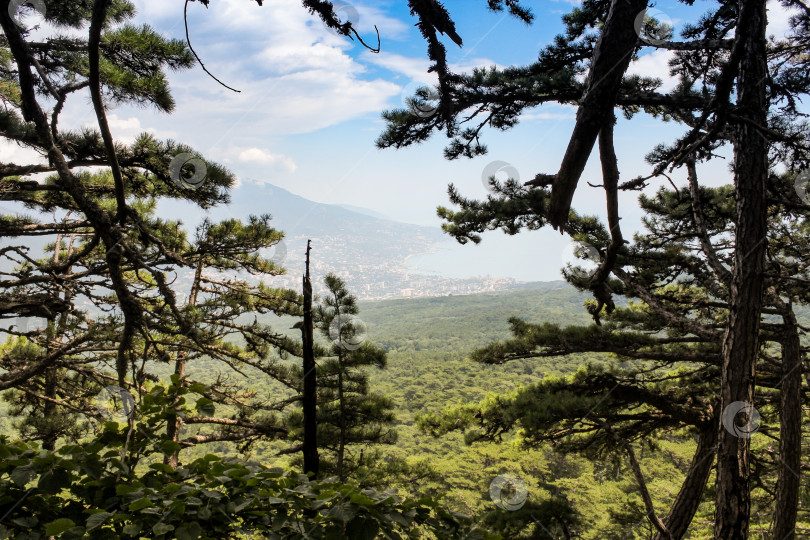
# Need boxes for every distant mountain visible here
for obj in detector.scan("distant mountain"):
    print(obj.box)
[220,182,523,300]
[336,204,392,222]
[225,182,444,245]
[1,181,527,302]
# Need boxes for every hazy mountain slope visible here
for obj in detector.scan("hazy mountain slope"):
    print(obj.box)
[227,182,444,244]
[223,182,522,299]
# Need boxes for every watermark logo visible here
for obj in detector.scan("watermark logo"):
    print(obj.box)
[329,314,368,351]
[634,8,674,46]
[322,1,359,36]
[489,474,528,511]
[561,241,601,279]
[401,81,440,119]
[168,153,207,190]
[793,170,810,205]
[8,0,46,27]
[15,316,47,333]
[95,385,136,421]
[722,401,760,439]
[481,161,519,194]
[268,239,287,265]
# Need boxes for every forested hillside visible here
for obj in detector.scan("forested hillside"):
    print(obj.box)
[359,288,809,538]
[0,282,733,537]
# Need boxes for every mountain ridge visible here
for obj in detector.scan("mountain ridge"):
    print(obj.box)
[229,181,444,242]
[225,181,524,300]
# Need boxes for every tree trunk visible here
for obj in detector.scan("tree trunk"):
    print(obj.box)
[714,1,768,537]
[164,259,203,469]
[333,289,349,482]
[301,240,319,479]
[606,425,671,539]
[546,0,647,230]
[41,367,57,451]
[771,307,801,539]
[337,365,346,482]
[655,425,717,540]
[164,353,187,469]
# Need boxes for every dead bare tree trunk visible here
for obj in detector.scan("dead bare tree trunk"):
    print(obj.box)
[301,240,319,479]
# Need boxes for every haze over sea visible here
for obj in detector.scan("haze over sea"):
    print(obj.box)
[407,232,558,283]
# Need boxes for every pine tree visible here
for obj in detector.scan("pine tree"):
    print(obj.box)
[315,273,397,482]
[380,1,810,534]
[0,1,306,467]
[420,167,810,537]
[287,274,397,484]
[0,3,468,537]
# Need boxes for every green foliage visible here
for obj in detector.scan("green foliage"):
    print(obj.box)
[0,381,471,540]
[286,274,399,483]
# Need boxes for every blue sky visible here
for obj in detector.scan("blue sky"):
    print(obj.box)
[2,0,799,281]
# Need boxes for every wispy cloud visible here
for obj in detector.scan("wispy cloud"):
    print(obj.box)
[237,148,297,172]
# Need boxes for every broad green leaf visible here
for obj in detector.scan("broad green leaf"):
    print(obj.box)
[86,512,113,530]
[152,522,174,535]
[346,517,380,540]
[122,523,142,536]
[128,498,153,511]
[10,466,34,486]
[37,468,71,493]
[159,440,182,455]
[44,518,75,536]
[194,398,215,416]
[175,522,202,540]
[10,517,38,528]
[116,485,140,496]
[189,383,207,394]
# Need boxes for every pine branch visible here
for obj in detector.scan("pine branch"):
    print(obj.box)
[89,0,127,226]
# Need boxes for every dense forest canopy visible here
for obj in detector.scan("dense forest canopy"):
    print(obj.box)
[0,0,808,538]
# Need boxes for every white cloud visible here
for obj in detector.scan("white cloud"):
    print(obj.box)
[107,114,142,132]
[365,51,434,81]
[80,114,159,145]
[259,42,358,76]
[129,0,180,22]
[237,148,297,172]
[522,105,577,123]
[366,50,502,81]
[127,0,499,142]
[0,142,43,166]
[627,49,678,93]
[126,0,405,140]
[0,143,48,186]
[767,0,798,39]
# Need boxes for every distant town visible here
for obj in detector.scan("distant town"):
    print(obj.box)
[272,232,524,301]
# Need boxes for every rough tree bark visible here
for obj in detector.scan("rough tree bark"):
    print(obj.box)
[164,258,204,469]
[772,306,802,539]
[88,0,126,225]
[654,425,717,540]
[545,0,648,230]
[714,0,769,537]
